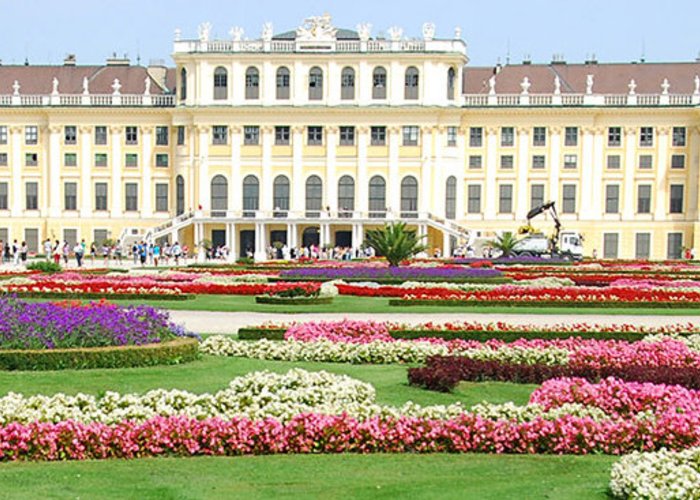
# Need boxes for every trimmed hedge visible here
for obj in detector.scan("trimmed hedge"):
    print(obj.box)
[0,337,200,371]
[270,276,513,285]
[254,296,334,305]
[4,292,195,301]
[237,328,287,340]
[388,299,700,309]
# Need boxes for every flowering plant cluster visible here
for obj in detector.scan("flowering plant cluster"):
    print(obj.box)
[280,266,503,281]
[0,297,187,349]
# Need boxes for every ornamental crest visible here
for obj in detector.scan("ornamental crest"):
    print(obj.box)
[296,13,337,41]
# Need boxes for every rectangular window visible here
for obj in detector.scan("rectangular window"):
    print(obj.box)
[307,126,323,146]
[64,182,77,210]
[125,126,138,145]
[339,126,355,146]
[561,184,576,214]
[370,126,386,146]
[177,126,185,146]
[563,154,577,169]
[605,185,620,214]
[469,127,483,147]
[125,153,138,168]
[243,126,260,145]
[94,126,107,145]
[672,127,686,147]
[402,126,419,146]
[25,182,38,210]
[124,183,138,211]
[155,126,169,146]
[467,184,481,214]
[531,155,545,169]
[212,125,228,145]
[638,155,653,169]
[155,183,168,212]
[0,153,6,166]
[608,127,622,147]
[603,233,619,259]
[447,126,457,147]
[25,126,38,145]
[95,182,108,211]
[499,155,513,169]
[607,155,621,169]
[635,233,651,259]
[275,126,290,145]
[0,228,6,245]
[95,153,108,167]
[639,127,654,147]
[63,229,77,247]
[671,154,685,169]
[93,229,108,246]
[670,184,684,214]
[64,126,77,145]
[564,127,578,147]
[469,155,483,169]
[533,126,547,147]
[637,185,652,213]
[501,127,514,147]
[667,232,683,259]
[25,153,38,166]
[64,153,77,167]
[0,182,7,210]
[155,154,169,167]
[498,184,513,213]
[24,228,38,253]
[0,126,7,145]
[530,184,545,210]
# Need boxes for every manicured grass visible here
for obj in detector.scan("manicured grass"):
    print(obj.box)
[55,294,700,315]
[0,454,616,499]
[0,356,537,408]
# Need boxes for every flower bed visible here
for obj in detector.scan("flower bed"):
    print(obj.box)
[610,448,700,498]
[279,266,505,283]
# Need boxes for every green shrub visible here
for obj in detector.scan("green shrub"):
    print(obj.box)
[388,299,700,309]
[0,337,199,371]
[254,296,334,305]
[26,261,62,274]
[237,328,287,340]
[4,292,194,301]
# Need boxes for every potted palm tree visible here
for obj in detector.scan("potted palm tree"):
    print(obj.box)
[365,222,427,267]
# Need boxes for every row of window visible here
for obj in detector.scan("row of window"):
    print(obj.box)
[0,152,169,168]
[601,232,684,260]
[464,153,688,170]
[189,65,458,102]
[464,126,689,149]
[0,182,169,212]
[0,125,173,147]
[0,228,117,253]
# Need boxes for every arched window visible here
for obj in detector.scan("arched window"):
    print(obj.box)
[211,175,228,215]
[368,175,386,218]
[447,67,456,101]
[176,175,185,216]
[405,67,419,100]
[180,68,187,101]
[273,175,290,217]
[308,66,323,100]
[445,176,457,219]
[372,66,387,99]
[305,175,323,217]
[401,175,418,217]
[242,175,259,217]
[245,67,259,100]
[338,175,355,218]
[213,66,228,100]
[340,67,355,100]
[276,66,290,100]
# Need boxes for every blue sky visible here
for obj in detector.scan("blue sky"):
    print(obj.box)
[0,0,697,67]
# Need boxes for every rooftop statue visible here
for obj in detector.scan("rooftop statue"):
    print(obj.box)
[52,77,59,95]
[554,75,561,95]
[82,77,89,95]
[296,13,336,41]
[356,22,371,41]
[628,79,637,95]
[586,74,594,94]
[520,76,531,95]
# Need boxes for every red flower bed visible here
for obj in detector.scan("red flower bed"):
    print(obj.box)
[408,356,700,392]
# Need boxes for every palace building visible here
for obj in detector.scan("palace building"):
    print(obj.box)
[0,14,699,259]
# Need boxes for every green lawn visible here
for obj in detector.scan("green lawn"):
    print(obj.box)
[0,357,614,498]
[81,294,700,315]
[0,454,616,499]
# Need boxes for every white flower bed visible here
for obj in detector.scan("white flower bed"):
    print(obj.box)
[200,337,570,366]
[610,447,700,499]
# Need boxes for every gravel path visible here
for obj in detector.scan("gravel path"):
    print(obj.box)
[168,310,700,334]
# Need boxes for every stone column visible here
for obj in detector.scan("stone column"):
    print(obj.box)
[9,126,22,216]
[420,126,432,214]
[230,126,243,212]
[580,127,595,219]
[291,125,304,213]
[548,127,561,207]
[141,126,153,218]
[590,127,605,218]
[326,126,338,213]
[110,126,123,216]
[48,125,62,217]
[227,222,237,261]
[455,126,466,220]
[356,126,369,214]
[196,125,210,211]
[388,126,401,214]
[655,127,670,221]
[622,127,637,220]
[484,126,498,218]
[79,126,92,216]
[515,127,530,219]
[260,125,273,212]
[690,127,700,221]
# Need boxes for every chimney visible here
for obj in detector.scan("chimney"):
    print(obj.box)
[522,54,531,65]
[63,54,76,66]
[551,53,566,65]
[106,52,130,66]
[147,59,168,91]
[585,53,598,65]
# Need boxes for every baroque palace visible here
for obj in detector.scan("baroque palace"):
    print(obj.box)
[0,14,699,260]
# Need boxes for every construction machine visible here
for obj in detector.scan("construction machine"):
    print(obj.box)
[509,201,583,259]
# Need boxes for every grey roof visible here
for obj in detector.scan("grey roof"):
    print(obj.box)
[272,28,360,41]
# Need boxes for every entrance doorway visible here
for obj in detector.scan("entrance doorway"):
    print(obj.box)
[302,227,320,248]
[335,231,352,248]
[211,230,226,249]
[239,230,255,258]
[270,230,287,246]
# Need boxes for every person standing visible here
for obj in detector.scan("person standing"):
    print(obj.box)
[20,241,28,265]
[171,241,181,266]
[52,240,61,265]
[4,240,11,263]
[73,241,84,268]
[43,239,53,261]
[12,240,19,266]
[139,241,147,267]
[90,242,97,265]
[153,242,161,267]
[62,241,70,265]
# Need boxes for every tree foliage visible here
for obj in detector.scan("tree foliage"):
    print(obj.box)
[365,222,427,267]
[487,233,519,257]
